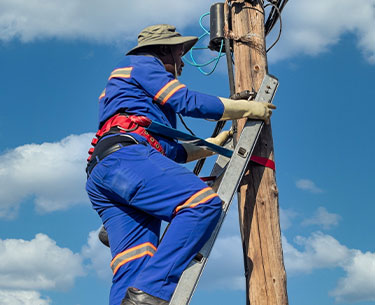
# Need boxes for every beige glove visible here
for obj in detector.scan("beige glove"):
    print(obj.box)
[182,130,232,163]
[219,97,276,123]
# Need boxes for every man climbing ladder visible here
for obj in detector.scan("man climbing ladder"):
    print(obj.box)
[85,24,275,305]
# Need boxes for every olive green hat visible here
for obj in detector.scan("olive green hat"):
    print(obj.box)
[127,24,198,56]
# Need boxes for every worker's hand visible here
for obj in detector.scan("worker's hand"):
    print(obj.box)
[205,130,233,146]
[182,130,232,163]
[219,97,276,124]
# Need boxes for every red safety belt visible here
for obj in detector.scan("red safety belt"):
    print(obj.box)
[87,113,164,162]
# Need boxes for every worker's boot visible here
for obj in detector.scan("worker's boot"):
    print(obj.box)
[121,287,169,305]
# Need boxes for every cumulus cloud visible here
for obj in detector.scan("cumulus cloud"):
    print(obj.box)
[283,232,375,303]
[268,0,375,63]
[283,232,350,273]
[302,207,341,229]
[296,178,323,193]
[0,133,93,218]
[1,0,374,63]
[0,0,212,44]
[0,234,85,290]
[0,290,50,305]
[81,228,112,280]
[331,251,375,303]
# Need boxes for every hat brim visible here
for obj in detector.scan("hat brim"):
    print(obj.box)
[127,36,198,56]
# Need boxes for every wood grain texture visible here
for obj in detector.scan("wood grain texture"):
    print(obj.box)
[230,1,288,304]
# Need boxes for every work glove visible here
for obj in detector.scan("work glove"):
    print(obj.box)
[219,97,276,124]
[205,129,233,146]
[182,130,232,163]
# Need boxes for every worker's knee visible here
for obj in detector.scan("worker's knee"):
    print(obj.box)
[174,186,222,222]
[204,194,222,226]
[207,194,223,216]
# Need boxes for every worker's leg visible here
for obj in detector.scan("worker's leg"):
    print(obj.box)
[132,190,222,301]
[87,143,222,302]
[107,205,161,305]
[86,145,161,305]
[98,144,222,301]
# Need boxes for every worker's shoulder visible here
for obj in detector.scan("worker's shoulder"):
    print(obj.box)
[126,55,165,71]
[110,55,168,83]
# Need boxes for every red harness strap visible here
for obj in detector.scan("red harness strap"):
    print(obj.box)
[87,113,164,162]
[250,155,276,171]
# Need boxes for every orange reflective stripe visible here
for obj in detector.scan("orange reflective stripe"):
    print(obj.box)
[108,67,133,80]
[99,89,106,99]
[111,242,156,267]
[180,187,211,208]
[153,79,186,105]
[154,79,178,101]
[112,250,155,275]
[160,84,186,105]
[110,242,157,275]
[175,187,218,213]
[189,193,218,209]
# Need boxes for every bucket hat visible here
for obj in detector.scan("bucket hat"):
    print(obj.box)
[127,24,198,56]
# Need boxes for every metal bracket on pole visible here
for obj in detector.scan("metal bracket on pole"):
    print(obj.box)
[169,74,279,305]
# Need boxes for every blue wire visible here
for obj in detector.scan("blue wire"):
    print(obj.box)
[183,12,226,76]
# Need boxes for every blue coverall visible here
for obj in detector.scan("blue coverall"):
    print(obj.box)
[86,55,225,304]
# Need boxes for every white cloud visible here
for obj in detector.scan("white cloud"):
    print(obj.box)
[296,178,323,193]
[331,251,375,303]
[283,232,350,274]
[283,232,375,303]
[0,133,93,218]
[0,234,85,290]
[268,0,375,63]
[0,290,50,305]
[81,228,112,280]
[302,207,341,229]
[1,0,374,63]
[0,0,212,44]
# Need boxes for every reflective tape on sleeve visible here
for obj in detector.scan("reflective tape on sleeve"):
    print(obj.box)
[110,242,157,275]
[175,187,218,213]
[153,79,186,105]
[108,67,133,80]
[99,88,106,100]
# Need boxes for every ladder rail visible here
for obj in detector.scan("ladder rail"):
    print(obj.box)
[169,74,278,305]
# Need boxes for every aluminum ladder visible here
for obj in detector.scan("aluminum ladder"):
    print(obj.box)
[169,74,279,305]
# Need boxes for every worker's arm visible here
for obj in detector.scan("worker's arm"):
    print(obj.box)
[134,58,224,120]
[181,130,232,163]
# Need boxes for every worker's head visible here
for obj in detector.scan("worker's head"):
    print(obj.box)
[127,24,198,77]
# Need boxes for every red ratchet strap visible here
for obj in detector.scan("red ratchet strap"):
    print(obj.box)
[201,157,275,179]
[250,155,276,171]
[200,156,275,183]
[87,113,165,162]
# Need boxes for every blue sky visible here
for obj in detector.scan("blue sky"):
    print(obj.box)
[0,0,374,304]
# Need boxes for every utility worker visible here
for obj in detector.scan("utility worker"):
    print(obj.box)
[86,24,275,305]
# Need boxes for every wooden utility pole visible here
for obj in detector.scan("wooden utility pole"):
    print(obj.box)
[227,1,288,304]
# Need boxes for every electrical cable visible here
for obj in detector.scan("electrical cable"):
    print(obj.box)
[184,12,226,76]
[178,113,196,136]
[265,2,283,52]
[265,0,288,36]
